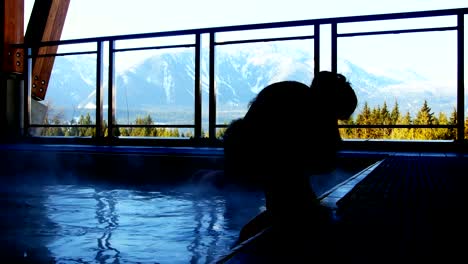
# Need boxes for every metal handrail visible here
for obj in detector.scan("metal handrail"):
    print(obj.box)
[20,7,467,145]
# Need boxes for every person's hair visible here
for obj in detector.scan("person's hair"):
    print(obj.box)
[311,71,357,120]
[223,75,357,178]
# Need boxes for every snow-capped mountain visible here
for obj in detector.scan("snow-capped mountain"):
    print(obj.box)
[43,43,459,123]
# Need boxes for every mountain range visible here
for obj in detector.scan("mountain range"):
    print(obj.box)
[43,43,460,124]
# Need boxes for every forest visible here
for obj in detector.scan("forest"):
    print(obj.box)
[40,99,466,140]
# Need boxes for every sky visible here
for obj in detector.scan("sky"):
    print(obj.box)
[24,0,467,39]
[24,0,468,93]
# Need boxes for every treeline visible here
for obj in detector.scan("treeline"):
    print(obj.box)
[41,113,187,137]
[339,100,461,140]
[41,99,467,140]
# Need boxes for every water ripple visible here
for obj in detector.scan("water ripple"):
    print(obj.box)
[32,184,264,263]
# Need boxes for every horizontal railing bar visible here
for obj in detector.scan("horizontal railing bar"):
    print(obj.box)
[338,124,457,128]
[335,7,468,23]
[115,124,195,128]
[114,43,196,53]
[215,124,457,129]
[338,26,457,38]
[31,124,456,129]
[215,35,314,46]
[29,124,96,128]
[30,124,197,129]
[30,50,97,58]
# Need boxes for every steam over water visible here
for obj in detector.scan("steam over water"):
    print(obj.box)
[0,184,265,263]
[0,156,375,263]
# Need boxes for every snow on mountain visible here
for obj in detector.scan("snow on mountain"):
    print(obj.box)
[42,43,458,122]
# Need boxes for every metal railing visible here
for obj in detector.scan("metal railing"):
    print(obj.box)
[20,7,467,146]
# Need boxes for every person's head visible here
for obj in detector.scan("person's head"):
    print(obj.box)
[311,71,357,120]
[223,75,357,178]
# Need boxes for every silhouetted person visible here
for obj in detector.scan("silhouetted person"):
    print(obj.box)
[222,71,357,260]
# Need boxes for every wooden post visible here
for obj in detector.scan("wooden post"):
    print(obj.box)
[24,0,70,100]
[1,0,24,139]
[1,0,24,74]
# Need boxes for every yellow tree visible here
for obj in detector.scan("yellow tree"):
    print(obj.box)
[390,111,413,139]
[355,102,372,139]
[413,100,435,140]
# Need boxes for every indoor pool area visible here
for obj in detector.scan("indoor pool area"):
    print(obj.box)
[0,145,380,263]
[2,3,467,263]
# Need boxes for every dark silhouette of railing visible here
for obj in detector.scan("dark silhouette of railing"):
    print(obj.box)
[19,7,467,147]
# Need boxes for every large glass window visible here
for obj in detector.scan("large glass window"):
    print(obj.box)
[30,43,98,137]
[22,1,467,143]
[112,36,197,138]
[337,17,459,140]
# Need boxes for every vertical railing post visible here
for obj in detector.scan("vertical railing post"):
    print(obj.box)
[314,23,320,77]
[457,14,465,143]
[96,41,104,141]
[209,33,216,141]
[22,47,32,137]
[194,34,202,139]
[331,23,338,74]
[108,40,116,140]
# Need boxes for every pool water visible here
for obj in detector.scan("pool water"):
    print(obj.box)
[1,182,265,264]
[0,156,377,264]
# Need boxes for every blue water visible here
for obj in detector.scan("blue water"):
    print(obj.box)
[0,159,372,264]
[1,183,265,264]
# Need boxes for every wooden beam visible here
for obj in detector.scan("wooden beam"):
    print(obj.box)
[1,0,24,74]
[25,0,70,100]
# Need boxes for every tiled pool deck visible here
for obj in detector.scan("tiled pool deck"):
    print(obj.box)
[217,151,468,263]
[321,151,468,207]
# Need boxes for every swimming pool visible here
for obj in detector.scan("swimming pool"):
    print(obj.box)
[1,182,265,263]
[0,145,381,263]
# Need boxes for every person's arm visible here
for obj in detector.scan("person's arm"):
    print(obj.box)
[235,210,272,246]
